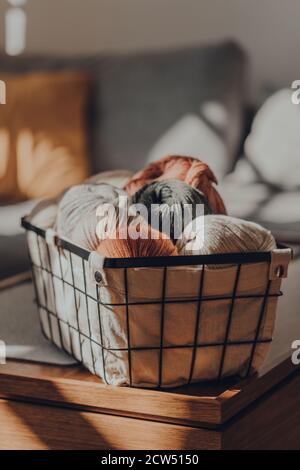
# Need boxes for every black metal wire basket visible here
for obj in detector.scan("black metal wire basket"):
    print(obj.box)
[22,217,292,389]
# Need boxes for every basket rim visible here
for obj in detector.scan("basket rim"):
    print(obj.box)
[21,216,292,269]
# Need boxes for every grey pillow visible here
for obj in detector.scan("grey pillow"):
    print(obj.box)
[96,41,247,173]
[0,40,247,174]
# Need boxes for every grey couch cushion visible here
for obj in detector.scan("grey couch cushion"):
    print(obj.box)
[95,41,247,172]
[0,200,39,279]
[0,40,247,174]
[0,234,29,280]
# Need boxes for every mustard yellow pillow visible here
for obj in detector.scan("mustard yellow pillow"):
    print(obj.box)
[0,72,90,202]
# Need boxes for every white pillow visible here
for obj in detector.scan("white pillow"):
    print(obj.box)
[147,113,228,181]
[245,89,300,190]
[259,192,300,223]
[218,159,271,218]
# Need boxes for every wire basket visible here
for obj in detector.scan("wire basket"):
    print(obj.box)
[22,217,292,389]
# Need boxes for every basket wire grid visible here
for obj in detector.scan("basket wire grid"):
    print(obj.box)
[22,217,284,388]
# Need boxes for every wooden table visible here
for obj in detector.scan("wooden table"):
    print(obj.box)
[0,266,299,450]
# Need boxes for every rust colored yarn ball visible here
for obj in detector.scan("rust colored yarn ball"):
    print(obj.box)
[124,155,227,214]
[96,224,178,258]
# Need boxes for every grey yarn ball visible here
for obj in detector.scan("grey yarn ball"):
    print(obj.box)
[130,179,212,241]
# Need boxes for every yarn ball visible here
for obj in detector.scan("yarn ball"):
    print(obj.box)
[177,215,276,259]
[97,224,178,258]
[131,179,212,241]
[56,183,127,251]
[124,155,227,214]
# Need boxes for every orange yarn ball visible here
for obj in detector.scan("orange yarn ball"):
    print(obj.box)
[97,224,178,258]
[124,155,227,215]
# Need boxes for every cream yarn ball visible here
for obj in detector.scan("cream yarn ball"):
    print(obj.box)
[177,215,276,258]
[56,183,127,251]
